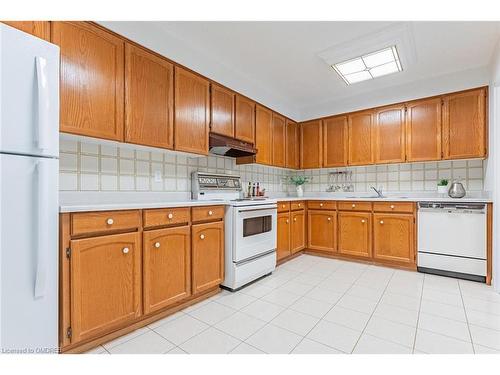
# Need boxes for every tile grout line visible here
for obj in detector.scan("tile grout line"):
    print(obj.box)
[457,281,476,354]
[411,272,426,353]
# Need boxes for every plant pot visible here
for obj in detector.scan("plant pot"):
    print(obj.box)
[437,185,448,194]
[296,185,304,197]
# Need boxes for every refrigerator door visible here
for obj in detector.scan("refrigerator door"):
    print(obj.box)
[0,154,58,352]
[0,24,59,158]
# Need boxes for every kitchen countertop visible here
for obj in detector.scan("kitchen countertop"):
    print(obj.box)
[59,191,492,213]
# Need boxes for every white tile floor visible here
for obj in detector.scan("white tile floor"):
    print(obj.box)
[87,254,500,354]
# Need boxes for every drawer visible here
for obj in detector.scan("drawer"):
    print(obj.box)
[307,201,337,210]
[338,201,373,211]
[373,202,415,213]
[71,210,141,236]
[143,207,190,229]
[278,201,290,212]
[291,201,305,211]
[192,205,225,223]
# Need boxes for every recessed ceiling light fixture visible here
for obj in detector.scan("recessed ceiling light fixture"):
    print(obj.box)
[332,46,403,85]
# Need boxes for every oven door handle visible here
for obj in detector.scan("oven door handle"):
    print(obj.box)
[237,204,277,213]
[238,207,277,213]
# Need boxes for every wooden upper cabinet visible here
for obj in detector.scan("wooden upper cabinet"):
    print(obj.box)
[300,120,322,169]
[272,113,286,167]
[174,66,210,155]
[70,232,141,343]
[235,95,255,143]
[348,110,373,166]
[373,213,415,265]
[443,88,487,159]
[307,210,336,252]
[338,212,371,258]
[286,120,300,169]
[323,115,348,167]
[277,212,291,261]
[2,21,50,40]
[211,84,235,138]
[125,44,174,149]
[255,105,273,165]
[291,210,306,254]
[373,105,406,164]
[143,226,191,314]
[405,98,442,162]
[52,22,125,141]
[191,221,224,294]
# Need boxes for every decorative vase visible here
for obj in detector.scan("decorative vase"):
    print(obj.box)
[296,185,304,197]
[437,185,448,194]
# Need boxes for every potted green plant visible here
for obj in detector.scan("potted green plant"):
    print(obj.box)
[437,179,449,194]
[289,176,310,197]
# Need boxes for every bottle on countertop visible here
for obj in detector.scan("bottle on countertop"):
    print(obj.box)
[247,182,252,198]
[256,182,260,197]
[252,183,256,197]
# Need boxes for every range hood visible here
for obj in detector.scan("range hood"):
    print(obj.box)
[209,133,257,157]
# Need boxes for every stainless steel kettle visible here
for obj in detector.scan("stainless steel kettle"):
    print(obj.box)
[448,180,466,198]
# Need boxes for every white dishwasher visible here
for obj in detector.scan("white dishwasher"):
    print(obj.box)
[417,202,487,282]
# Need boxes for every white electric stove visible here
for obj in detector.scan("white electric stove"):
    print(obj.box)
[192,172,277,290]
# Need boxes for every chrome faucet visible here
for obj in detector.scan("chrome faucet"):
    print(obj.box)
[370,186,384,198]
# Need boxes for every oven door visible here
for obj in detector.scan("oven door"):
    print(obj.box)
[233,204,277,263]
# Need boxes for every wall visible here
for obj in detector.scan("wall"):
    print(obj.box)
[59,137,291,195]
[297,160,485,193]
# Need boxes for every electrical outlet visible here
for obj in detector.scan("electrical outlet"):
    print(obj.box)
[154,170,162,182]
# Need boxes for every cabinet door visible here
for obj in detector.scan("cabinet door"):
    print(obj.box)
[192,221,224,294]
[272,113,286,167]
[235,95,255,143]
[307,210,336,252]
[291,210,306,253]
[443,88,487,159]
[338,212,371,258]
[255,105,273,165]
[300,120,322,169]
[323,115,348,167]
[2,21,50,40]
[211,84,235,138]
[373,105,405,164]
[286,120,300,169]
[405,98,442,162]
[174,66,210,155]
[277,212,291,261]
[143,226,191,315]
[373,213,415,265]
[125,44,174,149]
[52,22,124,141]
[70,232,141,343]
[348,111,373,166]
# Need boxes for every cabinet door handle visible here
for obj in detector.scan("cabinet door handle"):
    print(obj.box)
[294,218,297,222]
[208,210,213,216]
[286,219,289,224]
[122,247,130,254]
[282,204,286,208]
[200,234,205,240]
[361,219,366,223]
[390,205,395,209]
[154,242,161,248]
[168,213,173,219]
[298,203,301,207]
[352,204,356,208]
[320,203,324,207]
[106,218,114,225]
[327,217,331,221]
[380,220,384,224]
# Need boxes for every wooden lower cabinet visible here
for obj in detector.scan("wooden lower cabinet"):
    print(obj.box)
[277,212,291,261]
[70,232,142,343]
[338,212,371,258]
[291,210,306,253]
[307,210,336,252]
[373,213,415,265]
[143,226,191,314]
[192,221,224,294]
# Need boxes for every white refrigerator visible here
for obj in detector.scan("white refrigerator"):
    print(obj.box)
[0,24,59,353]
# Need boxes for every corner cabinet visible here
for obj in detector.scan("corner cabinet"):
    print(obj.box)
[290,209,306,253]
[277,212,291,261]
[300,120,322,169]
[51,22,125,141]
[443,88,487,159]
[70,232,142,343]
[272,113,287,167]
[125,44,174,149]
[286,120,300,169]
[174,66,210,155]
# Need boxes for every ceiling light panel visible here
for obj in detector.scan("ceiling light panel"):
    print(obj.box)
[332,46,402,85]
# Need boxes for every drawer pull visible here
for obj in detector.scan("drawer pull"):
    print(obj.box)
[208,210,213,216]
[320,203,324,207]
[282,204,286,208]
[390,205,395,209]
[352,204,356,208]
[380,220,384,224]
[298,203,301,207]
[294,218,297,222]
[122,247,130,254]
[286,219,289,224]
[200,234,205,240]
[106,218,114,225]
[154,242,161,248]
[361,219,366,223]
[167,213,173,219]
[327,217,331,221]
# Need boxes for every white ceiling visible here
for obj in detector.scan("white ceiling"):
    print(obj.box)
[101,21,500,121]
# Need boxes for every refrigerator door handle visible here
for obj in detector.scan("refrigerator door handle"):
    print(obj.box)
[35,56,50,152]
[34,160,49,298]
